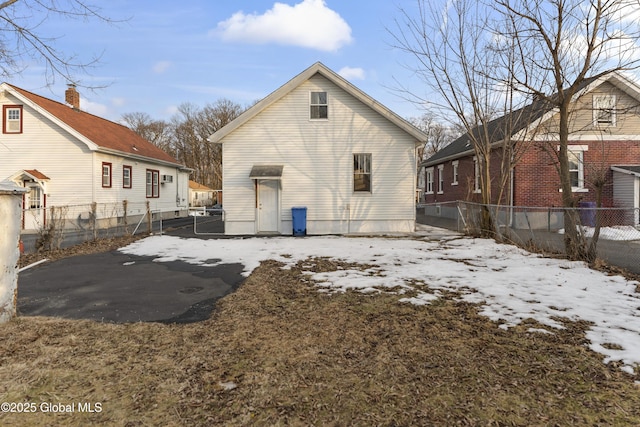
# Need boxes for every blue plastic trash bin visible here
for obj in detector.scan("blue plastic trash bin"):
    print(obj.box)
[292,207,307,236]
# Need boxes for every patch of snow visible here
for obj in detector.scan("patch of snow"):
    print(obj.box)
[119,232,640,375]
[559,225,640,241]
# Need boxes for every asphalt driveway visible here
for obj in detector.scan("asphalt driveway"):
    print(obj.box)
[18,248,245,324]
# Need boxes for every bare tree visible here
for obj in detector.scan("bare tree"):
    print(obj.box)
[0,0,118,86]
[493,0,640,261]
[408,113,457,160]
[165,99,243,191]
[121,112,172,153]
[391,0,537,236]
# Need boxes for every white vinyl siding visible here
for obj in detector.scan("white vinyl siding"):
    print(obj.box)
[0,89,189,226]
[222,74,417,234]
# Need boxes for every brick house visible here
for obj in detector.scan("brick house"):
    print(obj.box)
[421,72,640,225]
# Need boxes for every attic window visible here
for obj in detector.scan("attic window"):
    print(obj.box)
[593,95,616,126]
[310,91,328,120]
[3,105,22,134]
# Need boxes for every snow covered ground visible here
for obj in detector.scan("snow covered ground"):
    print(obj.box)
[559,225,640,241]
[119,225,640,376]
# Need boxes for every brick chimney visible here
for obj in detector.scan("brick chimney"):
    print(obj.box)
[65,84,80,110]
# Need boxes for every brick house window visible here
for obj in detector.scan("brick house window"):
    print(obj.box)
[123,165,132,189]
[102,162,112,188]
[3,105,23,133]
[426,167,434,194]
[146,169,159,198]
[437,164,444,194]
[473,157,480,193]
[568,148,587,190]
[452,160,459,185]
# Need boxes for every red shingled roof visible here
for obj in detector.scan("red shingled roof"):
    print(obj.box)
[24,169,50,180]
[7,84,181,166]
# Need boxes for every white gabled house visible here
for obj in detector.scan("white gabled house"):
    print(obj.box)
[209,62,427,235]
[0,83,190,231]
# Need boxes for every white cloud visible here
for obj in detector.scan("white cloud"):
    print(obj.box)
[111,97,126,107]
[215,0,353,52]
[81,98,110,117]
[338,66,365,80]
[152,61,172,74]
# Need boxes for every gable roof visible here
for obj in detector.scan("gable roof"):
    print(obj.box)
[208,62,427,144]
[189,180,214,191]
[2,83,183,167]
[423,99,552,166]
[422,72,640,167]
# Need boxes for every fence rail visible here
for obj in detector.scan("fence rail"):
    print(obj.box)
[417,201,640,275]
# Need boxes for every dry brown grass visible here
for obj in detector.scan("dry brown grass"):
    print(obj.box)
[2,257,640,426]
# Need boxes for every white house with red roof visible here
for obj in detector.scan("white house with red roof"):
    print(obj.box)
[0,83,190,231]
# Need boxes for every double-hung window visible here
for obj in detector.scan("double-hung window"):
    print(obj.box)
[473,157,480,193]
[102,162,112,188]
[452,160,459,185]
[3,105,22,133]
[123,165,132,189]
[353,153,371,192]
[426,167,434,194]
[437,164,444,194]
[310,91,328,120]
[146,169,159,198]
[593,95,616,127]
[568,148,586,191]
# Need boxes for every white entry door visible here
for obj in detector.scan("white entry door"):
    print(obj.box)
[257,179,279,233]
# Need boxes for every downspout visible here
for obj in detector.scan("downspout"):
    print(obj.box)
[91,152,96,204]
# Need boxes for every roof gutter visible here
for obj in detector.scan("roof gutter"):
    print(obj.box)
[96,147,187,169]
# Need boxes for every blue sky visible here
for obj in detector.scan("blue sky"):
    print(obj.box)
[9,0,424,122]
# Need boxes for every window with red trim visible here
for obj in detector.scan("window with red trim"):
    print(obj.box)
[102,162,112,188]
[3,105,23,134]
[146,169,159,198]
[123,165,132,188]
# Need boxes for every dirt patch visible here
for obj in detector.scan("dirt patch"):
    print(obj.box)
[2,258,640,426]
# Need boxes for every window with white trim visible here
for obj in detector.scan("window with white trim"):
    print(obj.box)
[568,149,585,190]
[353,153,371,192]
[29,185,42,209]
[593,94,616,126]
[3,105,22,133]
[102,162,112,188]
[437,164,444,194]
[473,156,480,193]
[452,160,459,185]
[310,91,328,120]
[426,167,434,194]
[146,169,159,198]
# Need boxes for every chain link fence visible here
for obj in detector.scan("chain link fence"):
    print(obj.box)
[20,201,169,252]
[417,201,640,274]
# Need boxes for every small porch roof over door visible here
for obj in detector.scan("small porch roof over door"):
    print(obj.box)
[8,169,50,192]
[249,165,284,180]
